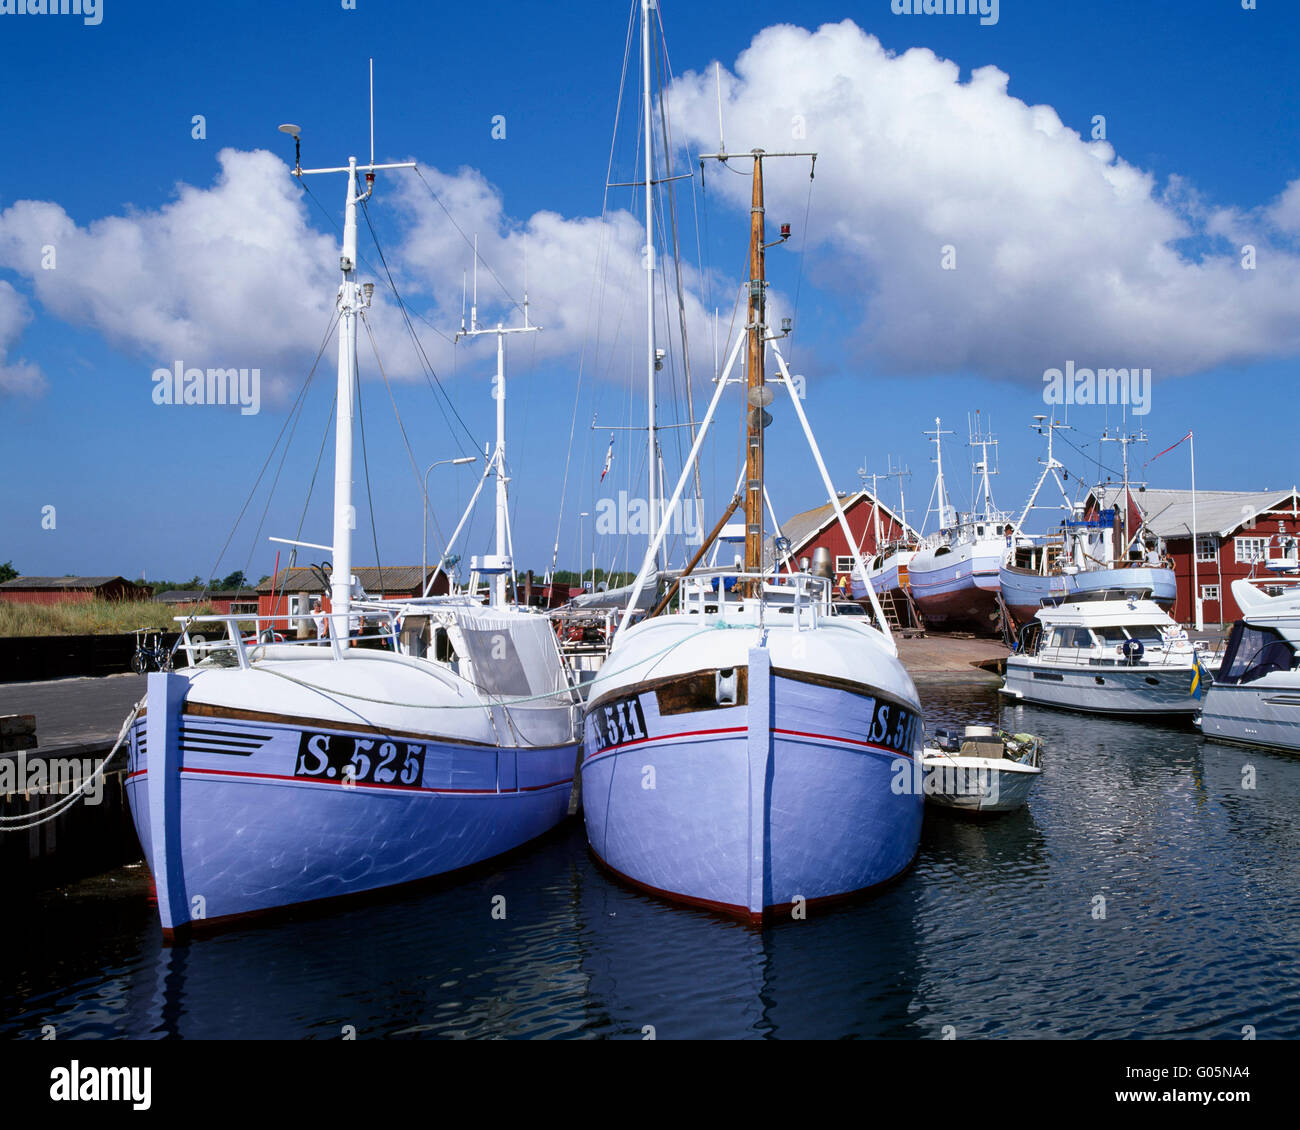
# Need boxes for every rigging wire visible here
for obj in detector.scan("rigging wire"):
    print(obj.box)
[414,165,524,314]
[205,309,339,596]
[549,0,638,579]
[354,355,387,596]
[359,198,481,456]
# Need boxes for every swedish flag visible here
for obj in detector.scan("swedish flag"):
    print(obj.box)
[1190,659,1209,699]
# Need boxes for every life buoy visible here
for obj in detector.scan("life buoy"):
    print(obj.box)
[1121,638,1144,665]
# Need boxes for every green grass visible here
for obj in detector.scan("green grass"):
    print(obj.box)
[0,599,217,637]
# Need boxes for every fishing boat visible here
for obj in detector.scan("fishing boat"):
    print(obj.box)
[125,116,581,940]
[921,726,1043,814]
[907,417,1009,633]
[866,541,917,601]
[1000,424,1177,628]
[1001,590,1214,715]
[579,72,924,922]
[999,416,1077,627]
[1198,578,1300,751]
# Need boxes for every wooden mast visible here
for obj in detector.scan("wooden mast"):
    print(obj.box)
[744,149,767,592]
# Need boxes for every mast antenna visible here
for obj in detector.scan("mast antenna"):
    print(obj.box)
[715,62,726,160]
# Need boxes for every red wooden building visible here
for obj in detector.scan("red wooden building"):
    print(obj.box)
[1088,486,1300,625]
[0,576,152,605]
[153,589,259,615]
[254,566,450,632]
[777,490,918,593]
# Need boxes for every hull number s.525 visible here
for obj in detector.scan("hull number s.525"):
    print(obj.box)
[294,732,426,787]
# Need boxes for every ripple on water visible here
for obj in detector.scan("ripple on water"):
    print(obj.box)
[2,686,1299,1038]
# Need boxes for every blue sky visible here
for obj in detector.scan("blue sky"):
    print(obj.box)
[1,0,1298,585]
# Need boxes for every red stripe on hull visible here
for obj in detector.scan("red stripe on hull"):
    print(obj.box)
[127,766,572,796]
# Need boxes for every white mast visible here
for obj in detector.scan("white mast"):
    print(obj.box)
[1101,425,1148,562]
[642,0,660,565]
[889,458,912,537]
[1014,415,1074,533]
[969,413,999,520]
[282,108,415,642]
[924,418,954,530]
[455,272,540,608]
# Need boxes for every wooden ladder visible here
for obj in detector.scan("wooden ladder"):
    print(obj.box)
[876,589,903,632]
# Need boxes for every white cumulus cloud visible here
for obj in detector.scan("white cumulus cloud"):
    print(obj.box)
[663,20,1300,380]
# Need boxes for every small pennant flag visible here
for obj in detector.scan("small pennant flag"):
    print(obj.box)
[1147,429,1193,467]
[599,432,615,482]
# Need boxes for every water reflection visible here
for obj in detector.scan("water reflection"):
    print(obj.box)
[2,684,1298,1039]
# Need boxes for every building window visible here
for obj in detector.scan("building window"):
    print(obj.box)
[1200,585,1220,604]
[834,556,856,575]
[1235,536,1267,564]
[1195,535,1218,563]
[229,602,258,615]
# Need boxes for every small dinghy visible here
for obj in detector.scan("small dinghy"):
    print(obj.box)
[921,725,1043,814]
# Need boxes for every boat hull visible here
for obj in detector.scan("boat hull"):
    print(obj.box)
[999,565,1070,627]
[1001,658,1200,715]
[921,757,1040,813]
[1071,566,1177,607]
[581,656,923,920]
[128,675,577,936]
[1000,565,1177,628]
[909,544,1002,631]
[1199,679,1300,752]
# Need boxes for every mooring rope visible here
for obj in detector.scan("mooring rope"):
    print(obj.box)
[0,700,142,832]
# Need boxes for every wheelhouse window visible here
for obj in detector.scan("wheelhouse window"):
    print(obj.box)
[1124,625,1165,647]
[1094,626,1129,645]
[1047,627,1092,649]
[1217,624,1298,684]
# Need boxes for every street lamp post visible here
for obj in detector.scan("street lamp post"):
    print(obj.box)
[579,512,589,593]
[423,457,477,588]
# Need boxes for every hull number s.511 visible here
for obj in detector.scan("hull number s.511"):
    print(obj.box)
[592,696,648,752]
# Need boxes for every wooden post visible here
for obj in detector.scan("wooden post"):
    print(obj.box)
[744,151,767,595]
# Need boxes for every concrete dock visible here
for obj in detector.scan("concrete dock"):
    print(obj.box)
[1,674,144,889]
[0,672,145,754]
[896,635,1007,684]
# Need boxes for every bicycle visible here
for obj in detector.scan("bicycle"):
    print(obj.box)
[131,629,174,674]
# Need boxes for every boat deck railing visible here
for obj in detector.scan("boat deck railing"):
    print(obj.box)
[676,571,838,629]
[1029,640,1226,671]
[172,611,400,670]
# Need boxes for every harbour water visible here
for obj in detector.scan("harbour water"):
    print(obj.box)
[2,682,1297,1040]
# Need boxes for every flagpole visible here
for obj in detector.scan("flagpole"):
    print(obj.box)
[1191,429,1201,631]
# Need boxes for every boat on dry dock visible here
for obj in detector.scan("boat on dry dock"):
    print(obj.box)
[907,417,1009,633]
